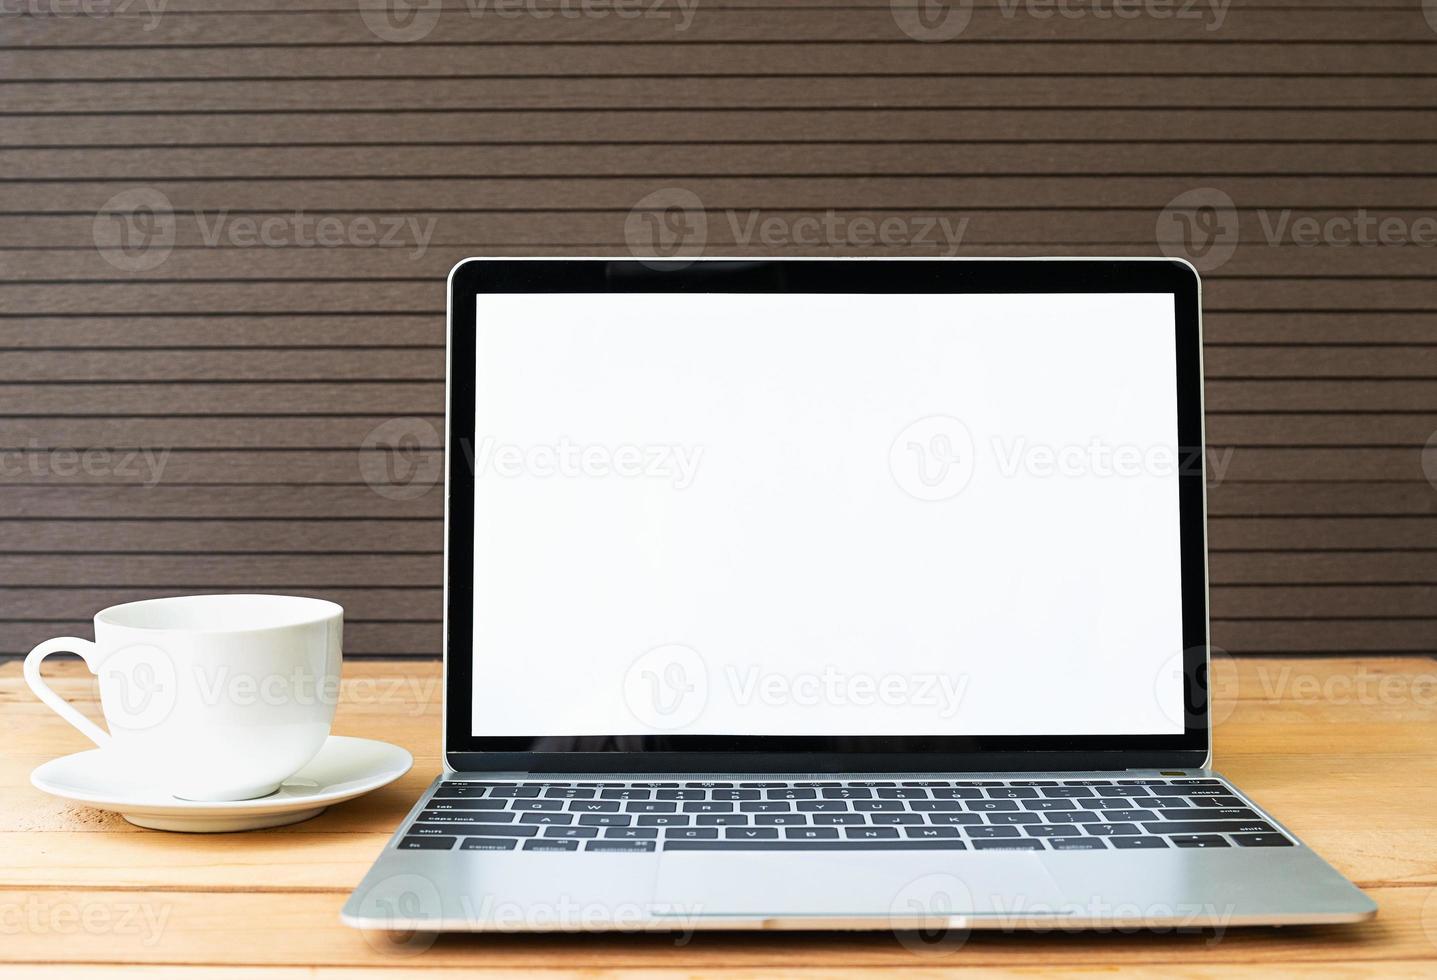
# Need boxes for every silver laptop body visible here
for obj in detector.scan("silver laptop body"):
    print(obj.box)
[343,258,1375,935]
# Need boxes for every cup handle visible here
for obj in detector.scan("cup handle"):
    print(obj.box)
[24,637,110,746]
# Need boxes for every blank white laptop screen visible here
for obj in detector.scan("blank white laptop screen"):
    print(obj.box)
[470,291,1186,737]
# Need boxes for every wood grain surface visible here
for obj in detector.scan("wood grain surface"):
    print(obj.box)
[2,655,1436,975]
[2,1,1436,657]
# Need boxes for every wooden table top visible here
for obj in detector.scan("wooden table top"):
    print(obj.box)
[3,655,1435,977]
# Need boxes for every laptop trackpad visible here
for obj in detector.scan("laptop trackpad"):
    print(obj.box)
[651,852,1066,920]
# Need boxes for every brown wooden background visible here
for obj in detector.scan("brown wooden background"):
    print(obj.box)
[2,0,1435,660]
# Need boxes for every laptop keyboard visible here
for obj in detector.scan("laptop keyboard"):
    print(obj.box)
[394,776,1295,853]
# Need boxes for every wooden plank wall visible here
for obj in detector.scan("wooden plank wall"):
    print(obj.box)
[1,0,1435,658]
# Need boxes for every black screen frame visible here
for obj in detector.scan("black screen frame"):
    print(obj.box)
[444,258,1210,773]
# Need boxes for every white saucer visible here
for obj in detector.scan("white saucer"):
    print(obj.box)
[31,735,413,833]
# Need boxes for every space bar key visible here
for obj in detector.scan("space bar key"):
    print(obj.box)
[664,840,968,851]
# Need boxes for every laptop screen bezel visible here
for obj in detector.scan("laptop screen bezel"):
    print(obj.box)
[443,258,1210,773]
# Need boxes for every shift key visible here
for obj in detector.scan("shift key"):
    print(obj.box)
[1145,820,1275,835]
[408,822,538,837]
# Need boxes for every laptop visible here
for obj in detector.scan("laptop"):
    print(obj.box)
[342,257,1375,933]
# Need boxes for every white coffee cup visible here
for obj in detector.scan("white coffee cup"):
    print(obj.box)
[24,594,343,802]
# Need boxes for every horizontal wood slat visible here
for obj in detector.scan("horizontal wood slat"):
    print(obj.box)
[3,111,1432,145]
[2,482,1432,520]
[6,9,1432,44]
[7,177,1437,212]
[4,413,1432,448]
[8,143,1437,179]
[0,517,1431,552]
[7,42,1437,79]
[9,244,1437,280]
[11,76,1437,112]
[7,280,1437,313]
[1,312,1434,347]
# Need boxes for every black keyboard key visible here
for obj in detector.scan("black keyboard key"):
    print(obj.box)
[845,781,895,787]
[904,826,961,839]
[432,787,489,798]
[1173,778,1223,785]
[664,840,967,851]
[726,827,779,840]
[1041,787,1094,798]
[569,801,621,813]
[1024,824,1081,837]
[685,782,732,789]
[931,788,983,800]
[605,827,658,840]
[1021,799,1076,812]
[986,788,1038,799]
[398,835,455,849]
[510,800,563,812]
[822,788,872,800]
[638,814,690,827]
[626,801,677,814]
[1111,836,1170,849]
[1049,837,1106,850]
[413,822,536,837]
[813,813,866,825]
[544,788,594,799]
[1117,778,1167,785]
[1189,797,1247,809]
[1063,779,1113,786]
[741,801,792,813]
[697,814,749,826]
[988,813,1040,825]
[713,790,760,801]
[578,814,631,827]
[487,786,541,799]
[667,828,719,840]
[1151,820,1276,835]
[524,839,579,851]
[657,790,705,801]
[756,814,808,826]
[460,837,518,851]
[767,789,817,800]
[1140,798,1194,810]
[601,789,651,801]
[797,801,851,812]
[1084,823,1141,837]
[1151,786,1228,797]
[1232,833,1294,847]
[544,826,599,839]
[928,813,983,826]
[586,841,656,852]
[1078,798,1133,810]
[740,782,787,788]
[519,813,573,825]
[966,800,1018,812]
[870,813,924,825]
[972,840,1045,851]
[1171,835,1231,848]
[845,827,900,840]
[909,800,964,812]
[1009,780,1058,786]
[683,801,734,814]
[854,801,904,812]
[417,810,516,824]
[965,826,1019,839]
[1155,808,1260,822]
[425,799,506,811]
[786,827,841,840]
[878,788,928,800]
[1102,810,1157,823]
